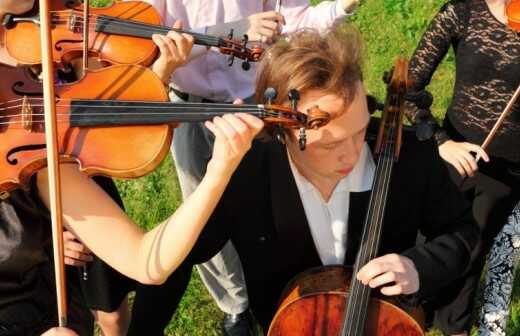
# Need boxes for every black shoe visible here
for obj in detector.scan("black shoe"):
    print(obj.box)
[222,310,256,336]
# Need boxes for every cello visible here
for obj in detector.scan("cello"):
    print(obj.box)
[268,59,424,336]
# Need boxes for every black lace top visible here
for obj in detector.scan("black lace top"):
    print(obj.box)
[408,0,520,162]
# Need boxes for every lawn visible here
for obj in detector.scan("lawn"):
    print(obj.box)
[92,0,520,334]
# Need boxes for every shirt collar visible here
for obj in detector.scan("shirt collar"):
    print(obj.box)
[288,142,375,196]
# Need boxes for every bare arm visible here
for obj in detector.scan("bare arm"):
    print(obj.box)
[37,114,264,285]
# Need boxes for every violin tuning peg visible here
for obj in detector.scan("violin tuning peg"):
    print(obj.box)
[242,60,251,71]
[274,125,286,145]
[288,89,300,111]
[227,28,234,40]
[264,87,278,104]
[298,127,306,151]
[228,54,235,67]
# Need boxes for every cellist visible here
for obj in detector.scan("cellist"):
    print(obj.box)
[127,26,480,334]
[0,4,265,335]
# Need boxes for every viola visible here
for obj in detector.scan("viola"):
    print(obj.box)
[268,59,424,336]
[0,63,329,194]
[1,0,263,69]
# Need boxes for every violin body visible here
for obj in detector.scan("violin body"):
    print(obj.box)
[0,64,171,193]
[4,0,159,65]
[268,266,424,336]
[507,1,520,31]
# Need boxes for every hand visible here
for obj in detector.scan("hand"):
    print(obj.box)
[151,20,194,84]
[438,140,489,177]
[204,108,264,179]
[207,11,284,44]
[41,327,79,336]
[63,230,93,267]
[356,254,419,296]
[341,0,360,13]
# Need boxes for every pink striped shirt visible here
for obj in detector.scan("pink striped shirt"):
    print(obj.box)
[142,0,351,101]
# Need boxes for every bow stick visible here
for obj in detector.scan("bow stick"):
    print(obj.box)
[39,0,68,326]
[476,83,520,162]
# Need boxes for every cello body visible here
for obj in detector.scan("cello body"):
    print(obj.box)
[268,266,424,336]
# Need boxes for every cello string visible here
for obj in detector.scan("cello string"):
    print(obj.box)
[344,93,401,335]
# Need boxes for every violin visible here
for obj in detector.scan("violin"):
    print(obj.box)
[1,0,263,69]
[268,59,424,336]
[0,63,329,194]
[507,0,520,31]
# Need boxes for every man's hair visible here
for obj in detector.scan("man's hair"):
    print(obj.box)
[255,25,364,116]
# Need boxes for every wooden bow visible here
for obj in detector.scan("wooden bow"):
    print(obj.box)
[39,0,68,326]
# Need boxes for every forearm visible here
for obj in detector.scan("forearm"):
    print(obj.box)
[36,164,231,285]
[135,170,231,284]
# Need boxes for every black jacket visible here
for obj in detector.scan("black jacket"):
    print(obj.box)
[182,123,479,326]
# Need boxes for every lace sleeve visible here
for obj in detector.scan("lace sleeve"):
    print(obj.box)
[406,1,467,144]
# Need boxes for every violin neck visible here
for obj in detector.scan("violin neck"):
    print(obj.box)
[69,100,264,127]
[340,142,396,336]
[94,15,222,48]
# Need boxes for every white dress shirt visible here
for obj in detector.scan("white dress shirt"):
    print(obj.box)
[288,143,375,265]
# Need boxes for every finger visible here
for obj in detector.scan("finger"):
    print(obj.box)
[357,259,390,285]
[223,114,251,145]
[65,250,93,262]
[204,120,222,139]
[456,154,474,177]
[446,156,466,177]
[63,230,76,241]
[380,284,405,296]
[367,271,398,289]
[213,116,244,154]
[465,143,490,162]
[152,34,170,57]
[261,19,279,32]
[258,11,284,22]
[235,113,265,136]
[258,27,276,39]
[460,151,478,175]
[164,32,182,60]
[233,98,244,105]
[64,257,86,267]
[65,240,92,254]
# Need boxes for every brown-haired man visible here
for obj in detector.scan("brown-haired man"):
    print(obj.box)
[129,27,479,334]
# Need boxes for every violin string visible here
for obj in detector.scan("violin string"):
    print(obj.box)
[48,14,221,45]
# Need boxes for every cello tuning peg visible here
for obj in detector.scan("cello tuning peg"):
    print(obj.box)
[264,87,277,104]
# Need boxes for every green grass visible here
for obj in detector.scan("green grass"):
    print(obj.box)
[92,0,519,334]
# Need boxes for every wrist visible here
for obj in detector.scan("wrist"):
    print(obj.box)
[203,161,235,188]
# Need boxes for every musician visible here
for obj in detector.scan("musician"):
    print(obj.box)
[127,1,361,334]
[406,1,520,334]
[0,5,264,334]
[128,26,480,334]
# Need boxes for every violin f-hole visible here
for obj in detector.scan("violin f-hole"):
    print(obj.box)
[7,144,46,165]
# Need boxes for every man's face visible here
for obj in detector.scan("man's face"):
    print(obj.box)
[287,82,370,183]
